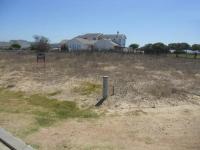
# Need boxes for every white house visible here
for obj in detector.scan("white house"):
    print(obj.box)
[66,32,127,51]
[76,33,103,40]
[67,38,96,51]
[101,32,126,47]
[94,39,119,50]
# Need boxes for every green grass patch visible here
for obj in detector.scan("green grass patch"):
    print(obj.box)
[0,88,98,135]
[73,81,101,96]
[28,94,98,126]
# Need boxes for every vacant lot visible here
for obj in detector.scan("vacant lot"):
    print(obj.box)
[0,52,200,150]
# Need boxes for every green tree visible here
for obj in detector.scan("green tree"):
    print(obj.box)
[141,43,153,54]
[168,43,190,50]
[129,43,139,50]
[168,43,178,50]
[10,43,21,50]
[192,44,200,51]
[179,43,191,50]
[152,42,168,54]
[168,43,190,57]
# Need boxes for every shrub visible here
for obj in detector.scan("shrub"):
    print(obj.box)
[10,43,21,50]
[31,35,50,52]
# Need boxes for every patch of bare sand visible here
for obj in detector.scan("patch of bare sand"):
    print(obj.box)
[103,66,117,71]
[26,105,200,150]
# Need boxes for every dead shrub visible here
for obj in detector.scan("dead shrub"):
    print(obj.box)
[145,81,177,98]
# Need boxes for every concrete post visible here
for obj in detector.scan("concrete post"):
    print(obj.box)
[103,76,109,99]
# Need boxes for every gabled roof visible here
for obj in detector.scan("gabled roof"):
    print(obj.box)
[76,33,127,40]
[95,39,120,46]
[76,33,103,39]
[60,39,68,44]
[102,34,127,39]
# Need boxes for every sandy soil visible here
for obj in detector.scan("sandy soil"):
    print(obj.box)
[26,105,200,150]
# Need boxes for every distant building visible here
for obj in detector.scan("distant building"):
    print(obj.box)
[76,33,103,41]
[67,32,127,51]
[67,38,96,51]
[94,39,120,50]
[101,32,126,47]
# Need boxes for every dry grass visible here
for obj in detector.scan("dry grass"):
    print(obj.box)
[0,52,200,149]
[0,52,199,107]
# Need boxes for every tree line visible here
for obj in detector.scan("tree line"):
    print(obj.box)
[129,43,200,54]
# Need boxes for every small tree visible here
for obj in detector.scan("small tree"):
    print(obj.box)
[10,43,21,50]
[31,35,50,52]
[191,44,200,59]
[192,44,200,51]
[141,44,153,54]
[129,44,139,50]
[152,42,168,55]
[168,43,190,57]
[168,43,190,51]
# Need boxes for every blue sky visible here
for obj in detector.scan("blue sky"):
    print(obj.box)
[0,0,199,46]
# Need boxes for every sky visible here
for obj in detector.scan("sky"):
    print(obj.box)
[0,0,199,46]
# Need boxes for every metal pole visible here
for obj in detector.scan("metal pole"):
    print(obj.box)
[103,76,109,99]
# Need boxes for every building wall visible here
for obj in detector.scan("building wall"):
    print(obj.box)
[67,39,88,51]
[94,40,116,50]
[110,37,126,47]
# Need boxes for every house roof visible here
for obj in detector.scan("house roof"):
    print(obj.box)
[60,39,68,44]
[76,33,127,40]
[95,39,120,47]
[102,34,127,39]
[76,33,103,39]
[68,38,96,45]
[68,38,120,47]
[75,32,127,41]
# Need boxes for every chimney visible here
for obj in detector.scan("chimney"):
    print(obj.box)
[117,31,119,37]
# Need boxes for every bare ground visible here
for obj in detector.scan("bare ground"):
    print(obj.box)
[0,52,200,149]
[26,105,200,150]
